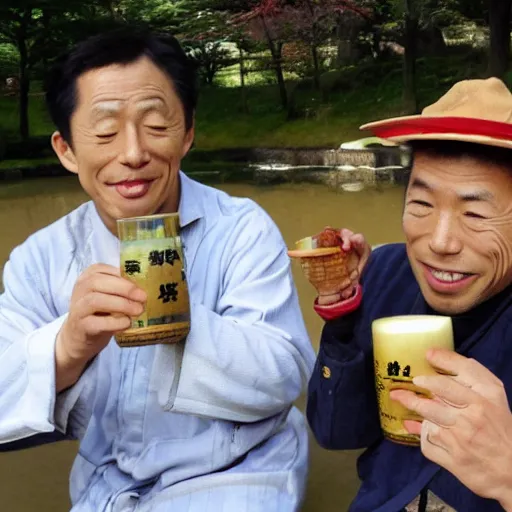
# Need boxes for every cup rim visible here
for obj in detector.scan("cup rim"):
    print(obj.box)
[288,247,341,258]
[117,212,180,224]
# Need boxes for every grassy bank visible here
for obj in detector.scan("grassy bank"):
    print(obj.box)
[0,52,496,162]
[0,157,58,170]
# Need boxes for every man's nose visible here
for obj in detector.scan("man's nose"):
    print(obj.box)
[428,212,463,255]
[118,126,150,169]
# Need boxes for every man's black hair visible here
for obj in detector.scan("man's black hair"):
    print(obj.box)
[400,139,512,190]
[409,139,512,171]
[45,26,198,144]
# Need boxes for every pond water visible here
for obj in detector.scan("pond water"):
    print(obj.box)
[0,174,406,511]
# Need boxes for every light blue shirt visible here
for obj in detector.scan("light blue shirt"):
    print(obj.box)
[0,172,315,511]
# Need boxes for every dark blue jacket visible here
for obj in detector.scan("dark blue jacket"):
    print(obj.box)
[307,243,512,512]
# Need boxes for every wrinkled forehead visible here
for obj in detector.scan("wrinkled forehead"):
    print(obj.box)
[410,150,511,186]
[405,150,512,210]
[74,57,179,110]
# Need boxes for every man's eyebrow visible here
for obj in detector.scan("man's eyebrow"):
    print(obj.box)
[90,98,169,120]
[410,177,494,202]
[459,190,494,202]
[136,98,166,111]
[91,101,122,117]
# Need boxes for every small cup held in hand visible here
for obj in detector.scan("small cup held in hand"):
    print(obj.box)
[288,229,355,305]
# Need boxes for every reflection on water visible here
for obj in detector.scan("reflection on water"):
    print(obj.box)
[0,174,405,512]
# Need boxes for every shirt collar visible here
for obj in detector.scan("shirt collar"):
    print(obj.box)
[178,170,204,228]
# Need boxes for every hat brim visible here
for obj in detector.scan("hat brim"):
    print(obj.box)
[360,116,512,150]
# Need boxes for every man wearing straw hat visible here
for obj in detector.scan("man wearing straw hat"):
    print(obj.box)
[0,28,315,511]
[305,77,512,511]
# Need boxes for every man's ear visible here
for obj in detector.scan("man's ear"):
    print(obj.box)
[181,123,195,158]
[51,132,78,174]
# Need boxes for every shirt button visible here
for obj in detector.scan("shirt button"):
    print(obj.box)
[322,366,331,379]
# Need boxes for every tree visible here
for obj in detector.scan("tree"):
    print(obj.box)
[0,0,111,142]
[488,0,511,79]
[118,0,187,31]
[232,28,257,113]
[187,41,232,85]
[172,3,235,86]
[454,0,487,22]
[0,1,45,142]
[384,0,453,113]
[230,1,291,109]
[282,0,370,89]
[403,0,419,113]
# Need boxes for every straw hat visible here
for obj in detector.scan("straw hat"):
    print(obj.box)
[360,77,512,149]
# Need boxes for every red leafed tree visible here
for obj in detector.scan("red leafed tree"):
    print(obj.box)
[232,0,290,109]
[231,0,371,108]
[281,0,371,89]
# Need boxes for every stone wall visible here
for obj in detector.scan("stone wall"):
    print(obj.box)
[0,147,410,186]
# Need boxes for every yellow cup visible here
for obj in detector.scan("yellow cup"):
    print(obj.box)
[115,213,191,348]
[372,315,454,445]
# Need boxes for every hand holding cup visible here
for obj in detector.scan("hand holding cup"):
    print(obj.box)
[56,264,147,391]
[288,227,371,305]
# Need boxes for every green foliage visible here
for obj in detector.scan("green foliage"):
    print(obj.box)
[0,52,483,153]
[0,90,53,140]
[0,43,18,78]
[0,0,503,148]
[454,0,487,23]
[187,41,235,85]
[370,0,486,37]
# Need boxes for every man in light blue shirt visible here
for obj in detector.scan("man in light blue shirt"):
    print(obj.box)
[0,28,315,511]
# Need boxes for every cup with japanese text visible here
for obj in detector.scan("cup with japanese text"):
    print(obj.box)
[372,315,454,446]
[115,213,190,348]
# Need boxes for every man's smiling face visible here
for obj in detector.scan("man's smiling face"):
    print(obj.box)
[52,56,194,234]
[403,150,512,315]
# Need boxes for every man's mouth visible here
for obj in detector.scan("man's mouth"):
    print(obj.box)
[111,179,154,199]
[429,268,470,283]
[422,263,477,293]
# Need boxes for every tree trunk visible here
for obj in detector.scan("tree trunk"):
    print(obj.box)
[311,43,321,89]
[18,8,31,143]
[403,0,418,114]
[371,27,382,59]
[260,15,288,110]
[239,45,249,113]
[488,0,512,79]
[42,9,51,76]
[206,66,215,85]
[303,0,320,88]
[106,0,121,20]
[336,17,344,66]
[274,42,288,110]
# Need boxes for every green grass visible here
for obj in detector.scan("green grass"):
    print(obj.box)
[0,94,53,141]
[216,62,300,88]
[195,52,489,149]
[0,157,59,169]
[192,63,431,149]
[0,51,491,159]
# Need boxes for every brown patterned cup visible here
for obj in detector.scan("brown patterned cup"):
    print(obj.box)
[115,213,190,348]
